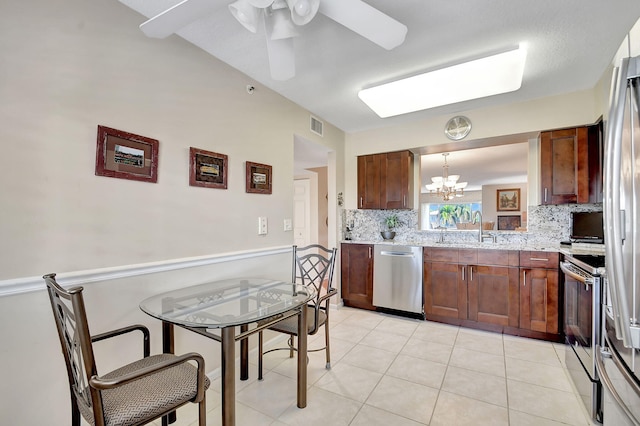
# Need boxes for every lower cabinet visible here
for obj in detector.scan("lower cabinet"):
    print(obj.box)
[423,247,561,341]
[468,265,520,328]
[519,251,560,336]
[340,243,375,310]
[424,261,466,319]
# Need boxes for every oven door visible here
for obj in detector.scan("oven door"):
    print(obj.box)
[561,260,603,422]
[563,262,594,348]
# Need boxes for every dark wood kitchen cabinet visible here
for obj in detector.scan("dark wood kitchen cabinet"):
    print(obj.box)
[424,248,519,328]
[519,251,560,339]
[341,243,375,310]
[540,124,602,205]
[467,250,520,329]
[357,150,413,209]
[423,247,467,320]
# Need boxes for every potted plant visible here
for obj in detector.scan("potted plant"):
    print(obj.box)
[381,214,399,240]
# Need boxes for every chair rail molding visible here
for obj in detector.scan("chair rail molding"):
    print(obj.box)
[0,246,291,298]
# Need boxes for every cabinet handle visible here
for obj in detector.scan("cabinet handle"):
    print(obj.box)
[368,246,372,258]
[469,266,473,281]
[523,270,527,286]
[544,188,548,203]
[462,266,465,281]
[530,257,549,262]
[360,197,363,208]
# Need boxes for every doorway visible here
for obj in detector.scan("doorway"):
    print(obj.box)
[294,135,332,247]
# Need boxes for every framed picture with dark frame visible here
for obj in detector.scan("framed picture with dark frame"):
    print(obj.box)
[245,161,272,194]
[497,188,520,211]
[95,125,159,183]
[189,147,228,189]
[498,215,521,230]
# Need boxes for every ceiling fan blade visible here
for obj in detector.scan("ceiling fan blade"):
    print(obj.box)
[265,36,296,80]
[319,0,407,50]
[139,0,222,39]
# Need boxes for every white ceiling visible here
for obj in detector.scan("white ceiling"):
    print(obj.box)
[117,1,640,184]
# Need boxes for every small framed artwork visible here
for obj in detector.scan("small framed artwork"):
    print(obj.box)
[95,125,159,183]
[498,215,521,230]
[189,147,228,189]
[497,188,521,211]
[246,161,272,194]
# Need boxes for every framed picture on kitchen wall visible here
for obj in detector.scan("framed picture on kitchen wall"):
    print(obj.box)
[498,215,521,230]
[189,147,228,189]
[496,188,520,211]
[95,125,159,183]
[245,161,272,194]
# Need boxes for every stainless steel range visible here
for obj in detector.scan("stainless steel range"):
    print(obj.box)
[561,252,605,423]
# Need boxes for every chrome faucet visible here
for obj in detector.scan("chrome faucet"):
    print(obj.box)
[472,210,483,242]
[473,210,497,243]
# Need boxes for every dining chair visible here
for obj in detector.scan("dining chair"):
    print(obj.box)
[257,244,337,380]
[44,273,209,426]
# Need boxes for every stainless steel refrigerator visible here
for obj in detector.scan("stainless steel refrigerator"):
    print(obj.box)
[600,54,640,426]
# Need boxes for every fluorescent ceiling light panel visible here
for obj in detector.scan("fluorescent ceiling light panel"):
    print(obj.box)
[358,45,527,118]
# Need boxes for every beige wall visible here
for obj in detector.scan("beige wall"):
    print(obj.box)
[0,1,344,424]
[0,1,344,281]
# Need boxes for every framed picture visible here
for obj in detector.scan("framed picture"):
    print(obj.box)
[498,215,521,230]
[497,188,520,211]
[95,125,159,183]
[189,147,228,189]
[246,161,272,194]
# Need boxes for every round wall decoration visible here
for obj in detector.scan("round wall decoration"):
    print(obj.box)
[444,116,472,141]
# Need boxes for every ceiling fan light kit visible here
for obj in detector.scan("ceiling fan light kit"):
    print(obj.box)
[287,0,319,25]
[138,0,408,81]
[265,7,301,39]
[358,45,528,118]
[229,0,260,32]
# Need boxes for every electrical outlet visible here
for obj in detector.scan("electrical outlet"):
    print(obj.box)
[283,218,292,231]
[258,217,268,235]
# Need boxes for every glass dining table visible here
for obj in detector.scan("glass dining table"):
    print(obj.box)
[139,277,315,426]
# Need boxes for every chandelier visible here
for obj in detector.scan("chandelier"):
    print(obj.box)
[425,153,468,201]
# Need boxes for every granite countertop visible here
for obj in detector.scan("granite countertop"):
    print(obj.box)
[341,239,561,252]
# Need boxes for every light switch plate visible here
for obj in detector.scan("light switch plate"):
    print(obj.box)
[258,217,268,235]
[283,218,292,231]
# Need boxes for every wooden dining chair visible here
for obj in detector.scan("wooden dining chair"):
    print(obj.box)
[44,273,209,426]
[257,244,337,380]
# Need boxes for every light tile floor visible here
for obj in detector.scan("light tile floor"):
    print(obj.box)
[159,306,596,426]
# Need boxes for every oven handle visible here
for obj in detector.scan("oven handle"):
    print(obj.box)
[560,261,591,286]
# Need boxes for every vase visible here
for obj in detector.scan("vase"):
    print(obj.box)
[381,231,396,240]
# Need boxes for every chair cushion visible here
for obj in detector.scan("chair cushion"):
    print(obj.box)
[263,305,326,335]
[78,354,210,426]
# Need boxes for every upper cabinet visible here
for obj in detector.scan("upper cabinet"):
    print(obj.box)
[539,123,602,205]
[357,150,414,209]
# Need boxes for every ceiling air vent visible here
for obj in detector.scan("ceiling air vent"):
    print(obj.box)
[310,115,324,137]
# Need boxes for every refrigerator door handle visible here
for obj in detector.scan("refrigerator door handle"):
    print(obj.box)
[604,56,634,347]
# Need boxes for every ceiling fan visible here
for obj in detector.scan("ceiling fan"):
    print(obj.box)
[138,0,407,80]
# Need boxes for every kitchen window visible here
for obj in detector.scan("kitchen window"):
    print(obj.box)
[420,202,482,230]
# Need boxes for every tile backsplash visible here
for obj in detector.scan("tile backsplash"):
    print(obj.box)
[342,203,602,247]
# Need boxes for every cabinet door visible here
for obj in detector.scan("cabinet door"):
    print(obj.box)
[341,244,375,310]
[380,151,413,209]
[467,265,519,327]
[520,268,560,334]
[357,154,382,209]
[540,127,589,204]
[424,262,467,319]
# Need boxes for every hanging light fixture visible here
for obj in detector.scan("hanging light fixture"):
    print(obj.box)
[425,153,468,201]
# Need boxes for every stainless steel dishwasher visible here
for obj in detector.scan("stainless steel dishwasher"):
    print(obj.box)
[373,244,423,315]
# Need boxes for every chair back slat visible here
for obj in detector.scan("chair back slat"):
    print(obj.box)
[292,244,337,305]
[44,274,101,420]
